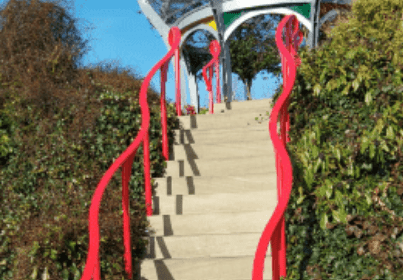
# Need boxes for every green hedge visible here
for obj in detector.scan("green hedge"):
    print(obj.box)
[0,88,181,279]
[265,0,403,278]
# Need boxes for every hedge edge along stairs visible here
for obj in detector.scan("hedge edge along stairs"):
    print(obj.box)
[77,15,302,280]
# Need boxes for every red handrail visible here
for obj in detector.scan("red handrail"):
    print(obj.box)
[252,15,303,280]
[79,26,182,280]
[202,40,221,114]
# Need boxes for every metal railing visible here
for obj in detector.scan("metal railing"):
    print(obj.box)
[78,15,303,280]
[78,26,182,280]
[202,40,221,114]
[252,14,303,280]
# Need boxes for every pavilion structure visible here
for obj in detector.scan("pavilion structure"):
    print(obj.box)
[138,0,353,113]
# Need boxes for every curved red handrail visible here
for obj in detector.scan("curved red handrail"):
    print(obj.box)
[79,26,182,280]
[202,40,221,114]
[252,15,303,280]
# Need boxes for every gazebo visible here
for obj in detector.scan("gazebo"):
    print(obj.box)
[138,0,353,113]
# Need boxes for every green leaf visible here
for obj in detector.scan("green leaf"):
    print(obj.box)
[320,212,328,230]
[361,137,369,154]
[346,49,356,59]
[327,79,338,91]
[297,195,306,205]
[355,165,360,178]
[342,82,351,95]
[29,241,40,257]
[314,157,322,173]
[369,143,375,159]
[365,91,372,105]
[335,148,341,162]
[298,186,304,196]
[312,144,319,159]
[334,190,344,208]
[30,266,38,280]
[304,168,314,190]
[352,79,360,92]
[43,249,50,258]
[361,162,373,171]
[381,140,389,152]
[320,70,327,83]
[50,249,58,260]
[375,118,385,133]
[112,262,122,271]
[365,192,372,206]
[338,67,346,76]
[325,180,333,199]
[313,84,322,96]
[299,151,308,167]
[356,71,363,83]
[315,125,321,145]
[332,208,347,223]
[386,126,395,139]
[68,241,76,251]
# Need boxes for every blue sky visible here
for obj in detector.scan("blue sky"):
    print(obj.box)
[0,0,308,109]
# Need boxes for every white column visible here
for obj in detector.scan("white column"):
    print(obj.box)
[223,41,233,103]
[180,58,187,112]
[186,67,199,113]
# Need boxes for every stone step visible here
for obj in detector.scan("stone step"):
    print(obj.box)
[151,173,278,197]
[177,111,272,131]
[171,139,275,160]
[143,232,273,260]
[146,209,275,236]
[164,154,276,178]
[151,189,277,216]
[140,255,273,280]
[172,120,282,146]
[173,125,272,145]
[213,98,273,114]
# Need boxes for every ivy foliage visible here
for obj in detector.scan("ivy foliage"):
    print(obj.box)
[269,0,403,279]
[0,0,181,279]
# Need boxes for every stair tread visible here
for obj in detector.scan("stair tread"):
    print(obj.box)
[140,255,273,280]
[146,209,275,236]
[151,189,277,215]
[163,155,277,178]
[152,173,278,196]
[143,233,272,259]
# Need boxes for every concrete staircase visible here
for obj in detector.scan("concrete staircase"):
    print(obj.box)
[140,98,278,280]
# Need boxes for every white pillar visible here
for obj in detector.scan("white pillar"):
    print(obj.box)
[223,41,233,103]
[179,58,187,112]
[186,67,199,113]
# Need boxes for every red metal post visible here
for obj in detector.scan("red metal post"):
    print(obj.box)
[203,40,221,114]
[209,66,214,114]
[215,61,221,103]
[161,62,169,161]
[144,132,152,216]
[122,152,136,277]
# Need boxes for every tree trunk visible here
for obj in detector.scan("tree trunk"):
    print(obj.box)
[245,80,252,100]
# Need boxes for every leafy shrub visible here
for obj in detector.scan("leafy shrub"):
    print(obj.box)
[265,0,403,278]
[199,107,209,115]
[184,104,196,115]
[0,0,180,279]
